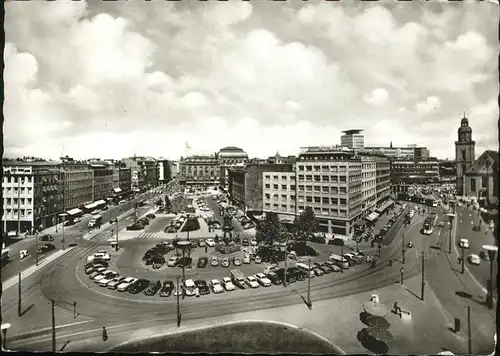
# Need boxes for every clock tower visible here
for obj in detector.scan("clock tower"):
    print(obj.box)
[455,114,475,195]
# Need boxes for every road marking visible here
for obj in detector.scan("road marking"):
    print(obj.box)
[10,320,92,339]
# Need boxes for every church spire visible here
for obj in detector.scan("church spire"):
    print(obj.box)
[390,141,393,149]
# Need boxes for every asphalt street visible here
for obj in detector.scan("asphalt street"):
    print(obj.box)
[2,194,495,354]
[1,192,157,283]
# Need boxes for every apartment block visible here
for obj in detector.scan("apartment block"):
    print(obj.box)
[361,156,377,212]
[179,155,220,188]
[2,159,64,235]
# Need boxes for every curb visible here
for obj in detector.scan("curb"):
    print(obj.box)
[2,247,76,291]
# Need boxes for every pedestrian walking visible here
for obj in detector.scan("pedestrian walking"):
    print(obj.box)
[102,327,108,341]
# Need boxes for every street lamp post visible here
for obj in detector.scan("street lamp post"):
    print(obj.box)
[307,256,312,309]
[482,245,498,309]
[59,213,67,250]
[402,233,405,264]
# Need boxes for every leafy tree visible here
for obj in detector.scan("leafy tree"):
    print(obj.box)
[293,207,318,242]
[256,212,287,246]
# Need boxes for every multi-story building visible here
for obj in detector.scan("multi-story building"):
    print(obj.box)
[391,158,440,193]
[60,157,94,212]
[439,160,457,184]
[179,155,220,188]
[2,158,64,235]
[372,154,391,202]
[118,167,132,195]
[228,163,295,213]
[217,146,248,188]
[122,156,158,190]
[360,155,377,213]
[341,129,365,151]
[157,158,172,185]
[170,161,179,180]
[364,143,430,160]
[89,160,114,201]
[267,152,297,165]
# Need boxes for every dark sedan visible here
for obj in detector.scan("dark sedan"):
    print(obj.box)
[176,257,192,268]
[289,267,306,281]
[276,268,296,283]
[145,280,162,296]
[266,272,282,285]
[128,279,150,294]
[37,243,56,255]
[39,234,55,242]
[159,280,174,297]
[194,280,210,295]
[197,257,208,268]
[127,223,144,231]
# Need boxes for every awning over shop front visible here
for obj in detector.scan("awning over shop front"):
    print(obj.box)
[66,208,82,216]
[84,203,95,210]
[375,200,394,214]
[95,199,107,206]
[277,213,295,224]
[365,212,380,222]
[113,187,122,193]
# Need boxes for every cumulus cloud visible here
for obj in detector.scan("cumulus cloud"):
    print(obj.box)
[415,96,441,114]
[363,88,389,106]
[3,1,498,160]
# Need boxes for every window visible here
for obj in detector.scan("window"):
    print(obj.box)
[306,166,312,171]
[290,185,296,190]
[273,203,279,208]
[290,195,296,200]
[331,187,338,195]
[314,197,320,203]
[273,194,279,201]
[339,166,346,173]
[265,175,270,180]
[265,193,271,199]
[340,187,346,195]
[322,186,329,193]
[470,178,476,192]
[314,166,321,171]
[322,207,329,214]
[281,175,287,180]
[331,209,338,216]
[273,175,279,180]
[27,209,32,216]
[314,186,321,192]
[331,197,338,205]
[339,198,347,205]
[461,149,466,161]
[265,184,270,189]
[265,203,270,208]
[322,166,329,172]
[282,184,287,190]
[323,175,329,182]
[299,185,305,192]
[281,195,288,200]
[273,184,279,190]
[313,207,321,214]
[331,176,338,183]
[306,185,312,192]
[281,204,287,209]
[306,196,313,203]
[339,176,346,183]
[298,175,305,182]
[298,166,304,171]
[322,197,329,204]
[306,175,312,182]
[314,175,321,182]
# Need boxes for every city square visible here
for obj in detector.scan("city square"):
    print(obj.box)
[2,0,498,354]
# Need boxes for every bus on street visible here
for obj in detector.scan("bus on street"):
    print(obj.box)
[422,213,438,235]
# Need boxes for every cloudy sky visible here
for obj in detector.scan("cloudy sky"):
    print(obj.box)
[4,0,498,161]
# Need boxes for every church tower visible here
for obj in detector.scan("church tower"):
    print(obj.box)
[455,114,475,195]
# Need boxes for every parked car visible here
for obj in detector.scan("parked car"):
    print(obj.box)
[245,276,260,288]
[289,267,305,281]
[197,239,206,247]
[233,258,241,266]
[99,272,120,287]
[129,279,150,294]
[266,272,282,285]
[255,256,262,264]
[194,280,210,295]
[221,257,230,268]
[255,273,272,287]
[197,257,208,268]
[176,257,192,268]
[117,277,137,292]
[221,277,236,291]
[242,238,249,246]
[206,239,216,247]
[94,271,117,283]
[88,268,106,279]
[459,238,470,249]
[211,256,219,267]
[243,254,251,264]
[159,280,175,297]
[313,268,324,277]
[107,276,126,290]
[167,256,180,267]
[210,279,224,293]
[145,280,162,296]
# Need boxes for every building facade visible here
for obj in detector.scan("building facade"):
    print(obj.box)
[341,129,365,150]
[455,115,476,195]
[89,161,114,201]
[179,155,220,188]
[462,150,498,206]
[360,156,377,213]
[439,160,457,184]
[364,144,430,160]
[390,159,440,187]
[372,155,391,202]
[62,165,94,211]
[118,167,132,195]
[2,159,64,235]
[157,158,172,185]
[217,146,248,188]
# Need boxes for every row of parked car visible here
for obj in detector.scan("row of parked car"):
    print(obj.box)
[126,213,157,231]
[164,213,188,233]
[195,198,211,212]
